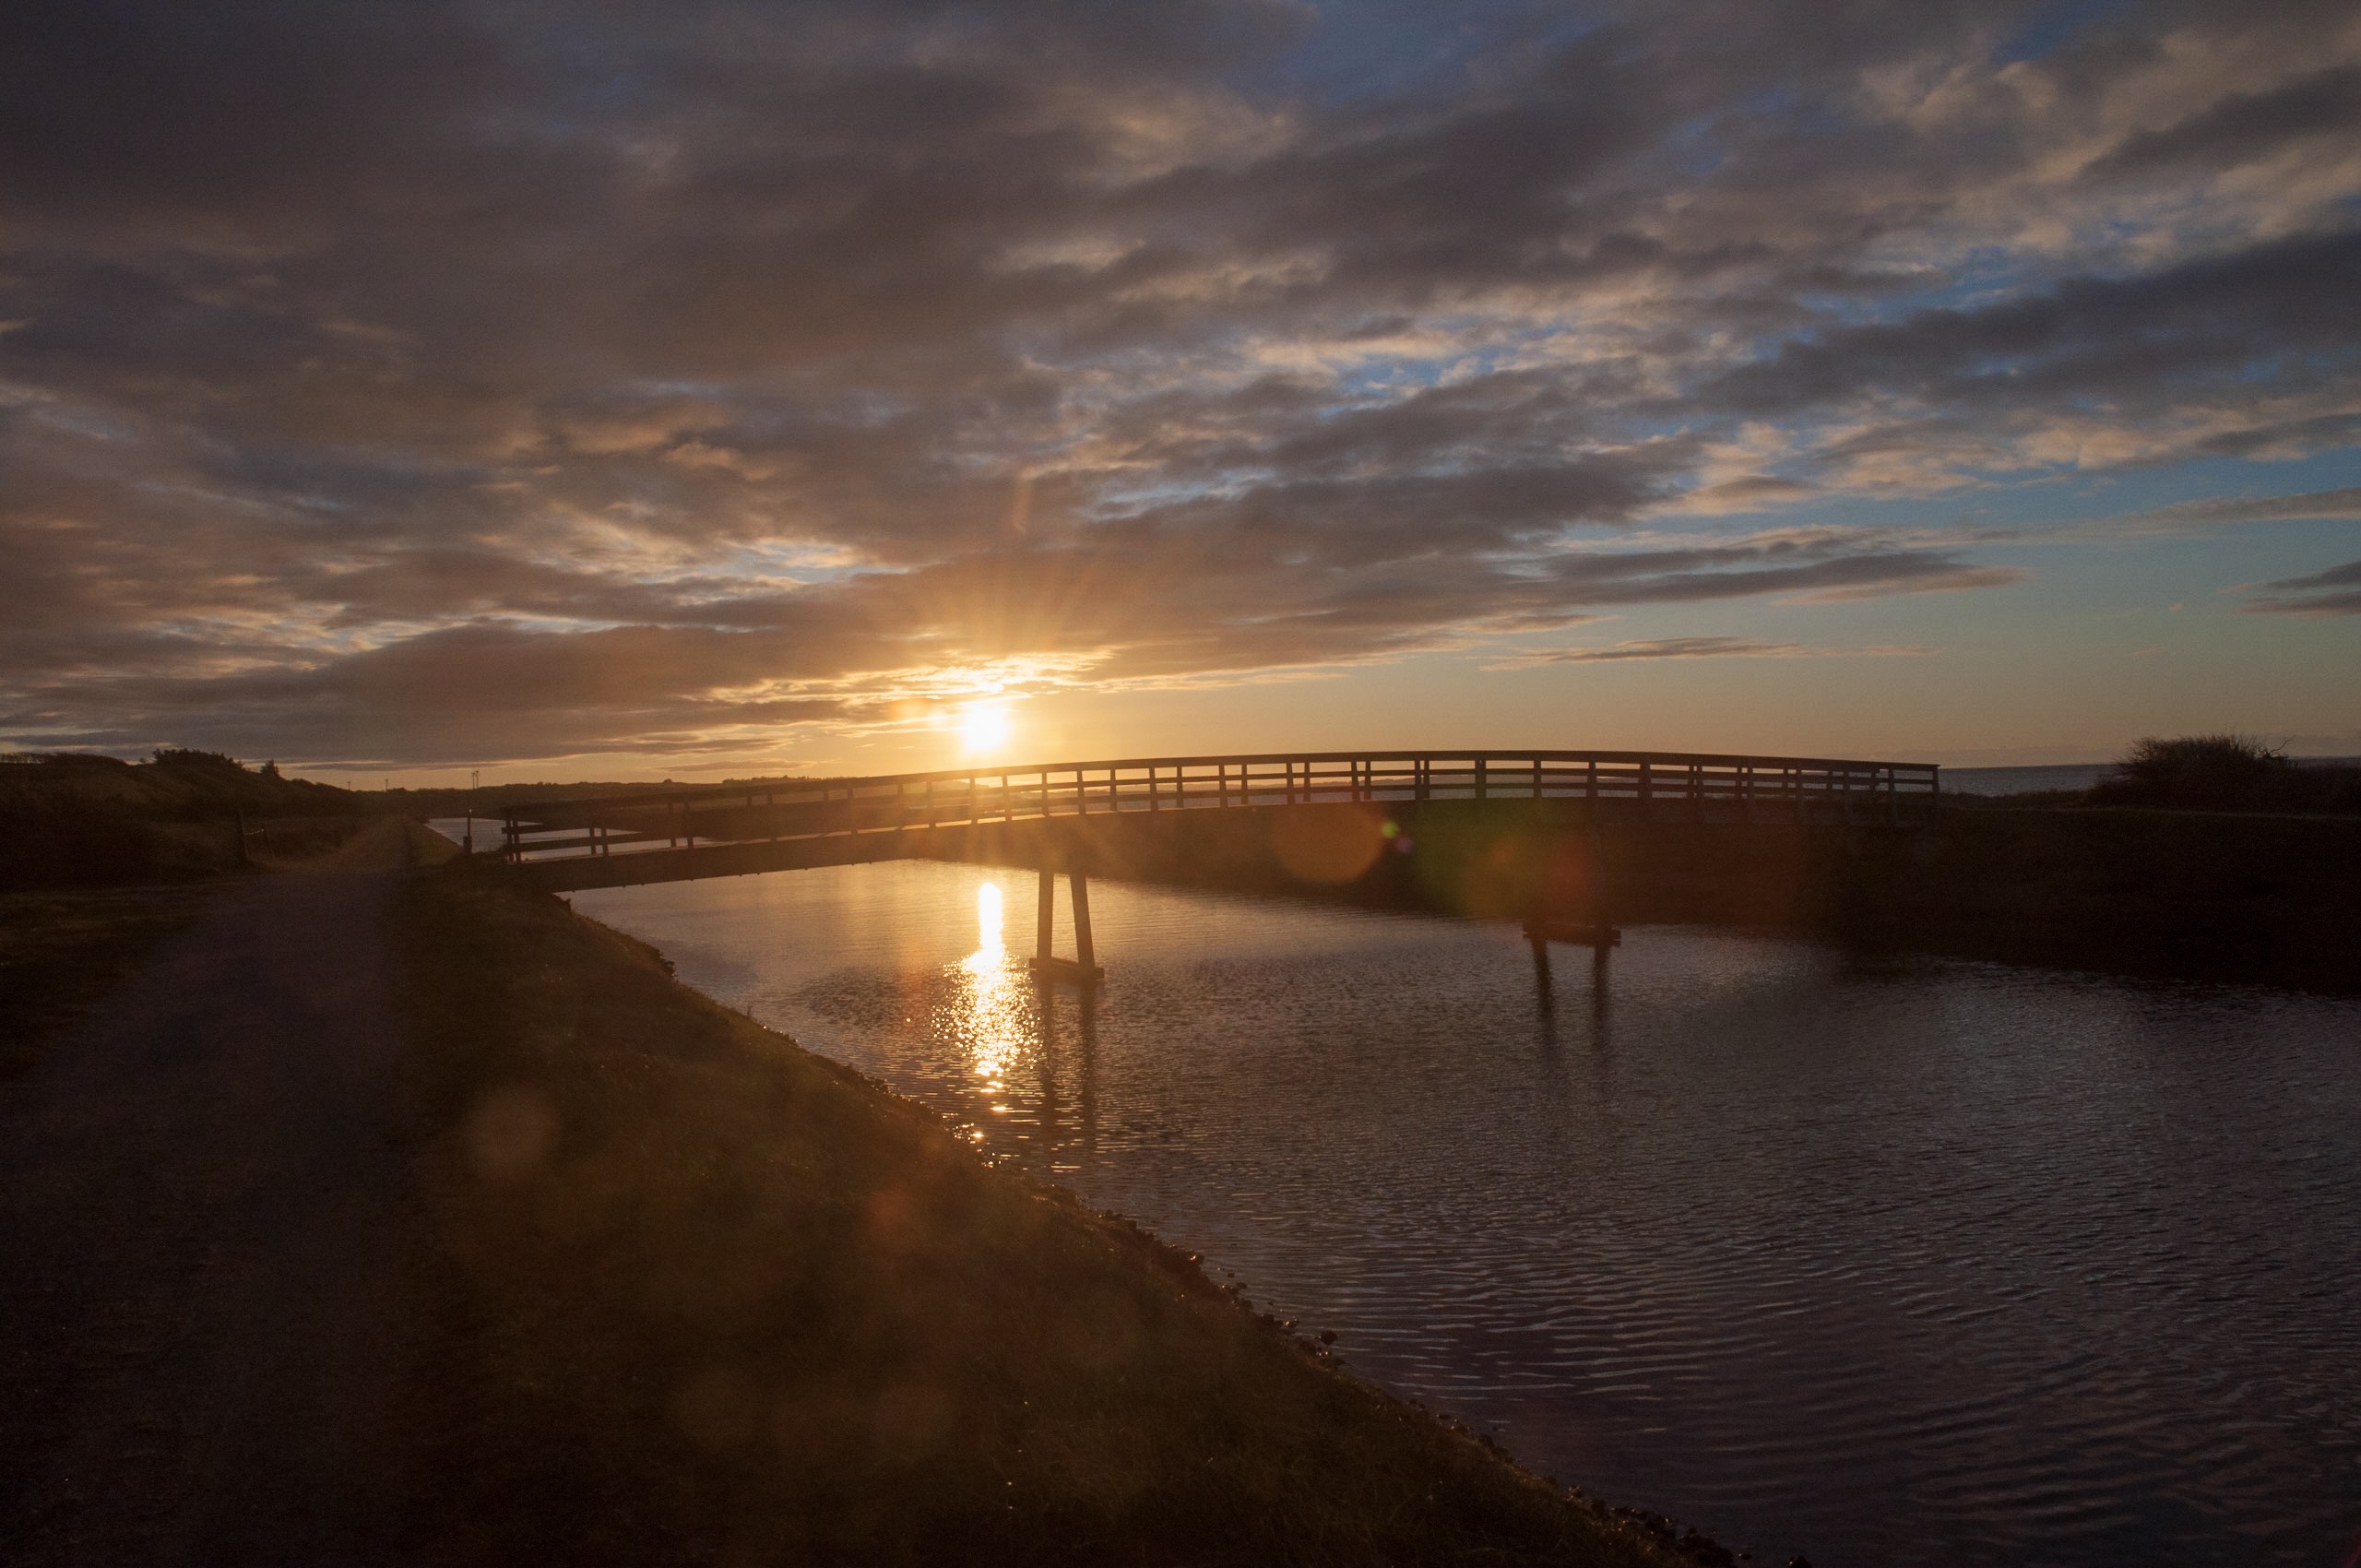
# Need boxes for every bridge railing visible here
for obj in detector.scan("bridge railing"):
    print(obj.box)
[498,749,1940,863]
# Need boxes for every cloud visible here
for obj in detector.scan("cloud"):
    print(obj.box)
[2077,487,2361,535]
[2239,557,2361,614]
[0,0,2355,766]
[2081,64,2361,182]
[1502,636,1934,665]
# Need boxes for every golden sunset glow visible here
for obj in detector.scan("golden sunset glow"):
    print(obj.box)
[957,702,1014,756]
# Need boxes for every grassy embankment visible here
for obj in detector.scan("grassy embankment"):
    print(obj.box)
[0,747,378,888]
[1837,803,2361,991]
[385,862,1708,1567]
[0,750,396,1075]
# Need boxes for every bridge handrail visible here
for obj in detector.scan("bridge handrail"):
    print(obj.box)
[495,747,1939,861]
[503,747,1938,818]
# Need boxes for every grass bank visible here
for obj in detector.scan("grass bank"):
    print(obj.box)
[0,749,381,889]
[387,864,1711,1566]
[1833,805,2361,992]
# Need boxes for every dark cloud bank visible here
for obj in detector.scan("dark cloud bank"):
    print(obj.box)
[4,0,2357,766]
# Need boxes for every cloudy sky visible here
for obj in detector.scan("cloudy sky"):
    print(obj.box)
[4,0,2356,782]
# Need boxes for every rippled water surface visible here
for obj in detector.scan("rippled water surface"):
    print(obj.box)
[575,861,2361,1567]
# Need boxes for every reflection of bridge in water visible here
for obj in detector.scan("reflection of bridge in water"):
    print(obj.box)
[501,748,1940,986]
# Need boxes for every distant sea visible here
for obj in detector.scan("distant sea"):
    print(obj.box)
[1943,756,2360,797]
[1940,763,2115,796]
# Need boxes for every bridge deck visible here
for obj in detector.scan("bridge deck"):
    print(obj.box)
[495,748,1938,891]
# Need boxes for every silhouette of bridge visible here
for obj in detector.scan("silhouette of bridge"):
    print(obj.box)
[497,749,1940,985]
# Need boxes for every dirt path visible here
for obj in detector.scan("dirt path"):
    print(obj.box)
[0,824,422,1565]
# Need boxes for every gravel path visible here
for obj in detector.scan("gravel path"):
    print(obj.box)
[0,833,419,1565]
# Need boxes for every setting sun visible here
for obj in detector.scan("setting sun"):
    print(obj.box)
[957,702,1013,756]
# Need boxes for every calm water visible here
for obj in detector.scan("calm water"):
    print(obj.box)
[574,861,2361,1567]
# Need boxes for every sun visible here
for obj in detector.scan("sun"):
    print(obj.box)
[957,701,1014,756]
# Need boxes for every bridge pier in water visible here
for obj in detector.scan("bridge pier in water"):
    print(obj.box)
[1525,822,1619,1004]
[1523,916,1619,1003]
[1029,865,1104,988]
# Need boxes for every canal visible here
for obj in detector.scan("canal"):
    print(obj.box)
[572,858,2361,1567]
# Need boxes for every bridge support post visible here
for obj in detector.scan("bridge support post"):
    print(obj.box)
[1031,864,1104,987]
[1037,866,1054,960]
[1522,824,1619,992]
[1071,871,1096,970]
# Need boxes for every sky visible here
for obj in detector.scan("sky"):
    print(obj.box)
[3,0,2357,785]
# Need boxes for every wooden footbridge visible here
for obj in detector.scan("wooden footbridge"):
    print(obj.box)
[493,748,1939,986]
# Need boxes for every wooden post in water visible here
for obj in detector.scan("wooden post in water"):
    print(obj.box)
[1037,867,1056,964]
[1029,861,1104,986]
[1071,871,1095,971]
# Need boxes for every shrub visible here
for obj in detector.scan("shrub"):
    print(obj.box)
[2090,735,2361,814]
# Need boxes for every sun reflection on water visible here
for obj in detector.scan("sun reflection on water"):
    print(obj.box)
[955,880,1030,1101]
[932,878,1093,1171]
